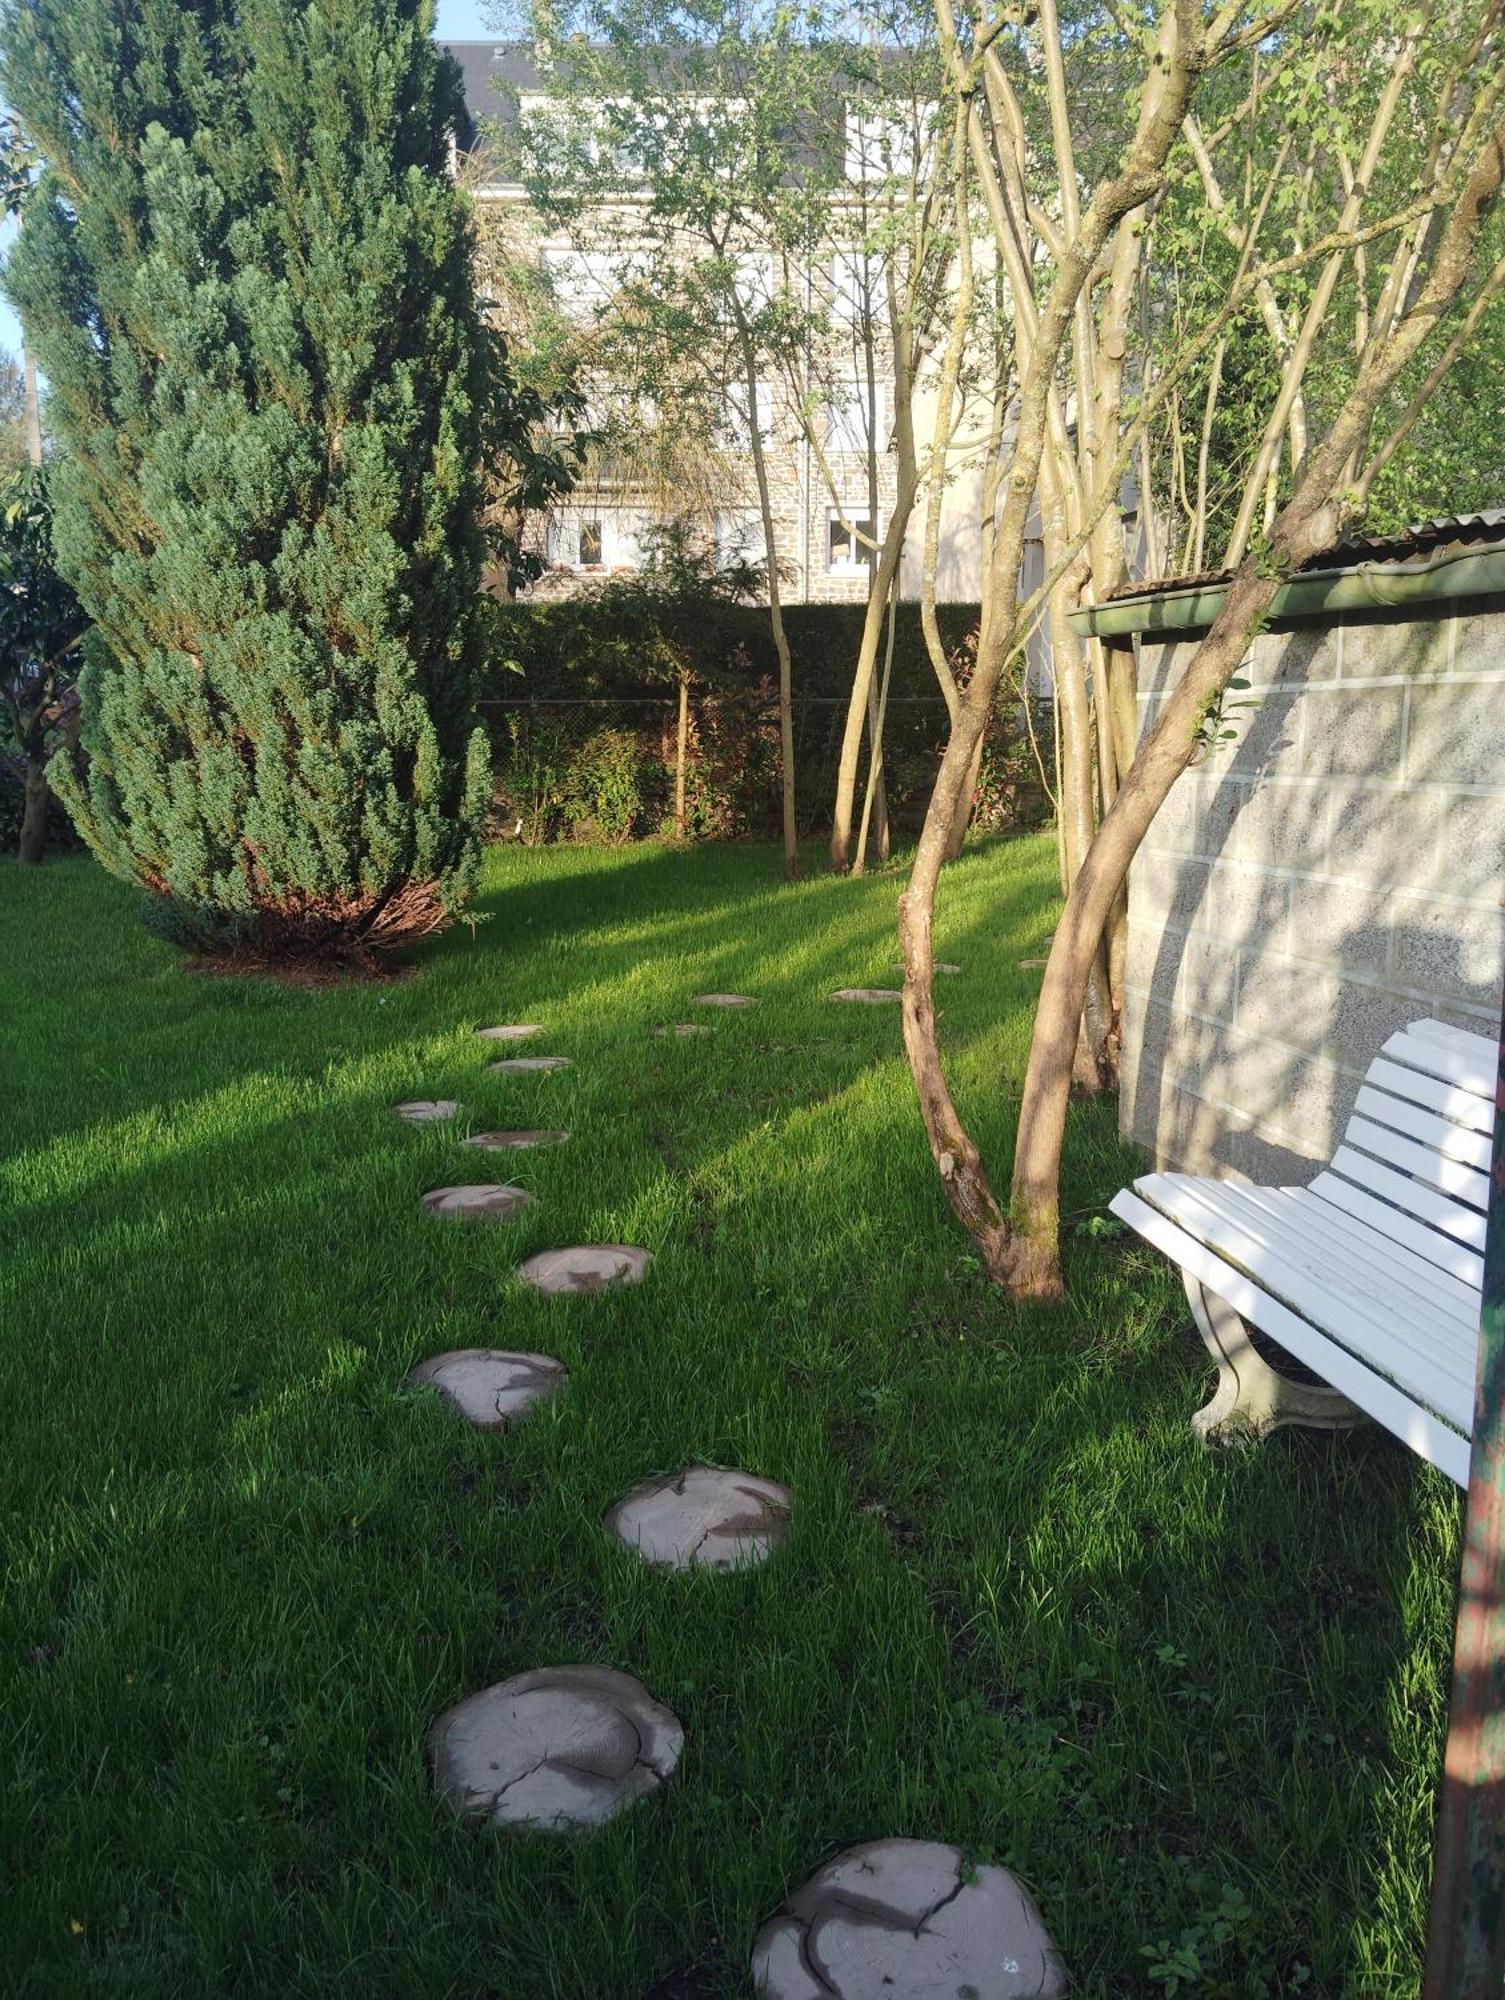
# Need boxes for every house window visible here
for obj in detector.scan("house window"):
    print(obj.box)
[723,380,776,448]
[829,249,876,324]
[578,518,604,566]
[825,379,886,454]
[844,105,919,183]
[715,509,767,569]
[828,508,877,571]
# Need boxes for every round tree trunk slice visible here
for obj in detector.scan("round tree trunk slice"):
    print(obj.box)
[427,1665,683,1833]
[605,1465,792,1571]
[830,988,902,1004]
[691,993,757,1007]
[462,1129,570,1151]
[394,1100,462,1123]
[515,1244,652,1295]
[654,1023,712,1038]
[1018,958,1049,971]
[404,1348,567,1428]
[894,962,960,975]
[421,1184,532,1222]
[751,1840,1066,2000]
[488,1056,573,1074]
[476,1024,545,1041]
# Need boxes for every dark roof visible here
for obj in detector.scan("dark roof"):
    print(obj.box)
[1107,508,1505,603]
[440,42,544,147]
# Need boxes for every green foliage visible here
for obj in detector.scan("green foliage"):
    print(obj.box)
[0,0,497,961]
[559,724,646,842]
[0,465,86,856]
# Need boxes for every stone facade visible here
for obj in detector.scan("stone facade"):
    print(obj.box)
[1120,599,1505,1182]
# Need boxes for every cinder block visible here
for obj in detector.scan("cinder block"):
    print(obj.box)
[1406,680,1505,788]
[1219,683,1303,780]
[1339,614,1451,681]
[1440,792,1505,905]
[1325,976,1437,1070]
[1246,624,1337,687]
[1298,684,1406,779]
[1172,929,1240,1018]
[1141,771,1201,855]
[1283,874,1392,978]
[1234,953,1339,1048]
[1128,849,1211,938]
[1326,785,1442,890]
[1137,640,1188,697]
[1390,893,1505,1007]
[1203,1026,1349,1161]
[1205,859,1291,956]
[1454,610,1505,678]
[1220,778,1328,873]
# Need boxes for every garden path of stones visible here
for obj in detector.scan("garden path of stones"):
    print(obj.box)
[389,974,1066,1995]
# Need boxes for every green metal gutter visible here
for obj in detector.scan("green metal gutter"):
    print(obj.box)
[1066,544,1505,640]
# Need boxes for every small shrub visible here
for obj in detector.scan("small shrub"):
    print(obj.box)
[561,727,644,843]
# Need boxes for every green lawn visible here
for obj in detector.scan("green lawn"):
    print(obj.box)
[0,837,1460,1998]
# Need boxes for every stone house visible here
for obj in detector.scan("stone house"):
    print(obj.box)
[443,40,999,608]
[1072,511,1505,1184]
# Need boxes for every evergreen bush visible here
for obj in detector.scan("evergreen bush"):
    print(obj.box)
[0,0,494,965]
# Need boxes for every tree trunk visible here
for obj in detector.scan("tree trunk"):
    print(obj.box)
[828,474,917,871]
[18,748,49,864]
[674,673,689,839]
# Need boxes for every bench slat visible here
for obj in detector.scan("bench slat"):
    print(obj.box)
[1111,1188,1471,1486]
[1327,1145,1488,1247]
[1350,1086,1495,1172]
[1137,1175,1478,1428]
[1307,1171,1486,1290]
[1229,1179,1483,1329]
[1341,1115,1490,1210]
[1149,1175,1480,1377]
[1381,1024,1497,1097]
[1363,1056,1495,1136]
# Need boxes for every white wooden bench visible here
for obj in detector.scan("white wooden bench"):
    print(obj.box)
[1111,1018,1496,1487]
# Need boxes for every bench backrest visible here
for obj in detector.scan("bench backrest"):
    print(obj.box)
[1309,1018,1496,1296]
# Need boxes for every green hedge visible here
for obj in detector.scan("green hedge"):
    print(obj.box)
[480,598,1052,844]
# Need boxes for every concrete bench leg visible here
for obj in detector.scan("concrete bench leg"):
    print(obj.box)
[1183,1273,1365,1444]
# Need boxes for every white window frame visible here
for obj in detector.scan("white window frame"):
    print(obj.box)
[723,380,776,449]
[714,508,767,569]
[827,506,880,573]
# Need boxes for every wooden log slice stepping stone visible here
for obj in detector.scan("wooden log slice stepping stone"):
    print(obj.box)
[421,1184,531,1222]
[605,1465,791,1571]
[394,1100,461,1122]
[462,1129,569,1151]
[691,993,757,1007]
[427,1665,683,1834]
[654,1023,711,1038]
[476,1024,544,1040]
[488,1055,572,1074]
[830,988,902,1003]
[894,961,960,975]
[751,1840,1066,2000]
[1018,958,1049,970]
[516,1244,652,1295]
[404,1349,566,1428]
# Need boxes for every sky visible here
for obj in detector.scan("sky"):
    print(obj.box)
[0,1,507,366]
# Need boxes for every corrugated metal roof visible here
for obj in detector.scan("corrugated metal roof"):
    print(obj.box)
[1106,508,1505,603]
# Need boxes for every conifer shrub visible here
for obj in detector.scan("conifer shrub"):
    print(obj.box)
[0,0,494,967]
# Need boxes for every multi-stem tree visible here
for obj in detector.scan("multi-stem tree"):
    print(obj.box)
[899,0,1505,1296]
[0,0,498,966]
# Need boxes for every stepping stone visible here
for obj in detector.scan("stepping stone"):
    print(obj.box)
[427,1665,683,1834]
[488,1055,572,1074]
[830,988,902,1004]
[476,1024,544,1041]
[404,1349,567,1428]
[516,1244,652,1295]
[894,962,960,974]
[605,1465,792,1572]
[462,1129,569,1151]
[691,993,757,1007]
[654,1023,711,1038]
[394,1099,462,1123]
[1018,958,1049,971]
[421,1184,531,1222]
[751,1840,1066,2000]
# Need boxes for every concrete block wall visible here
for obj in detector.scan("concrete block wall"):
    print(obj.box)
[1120,601,1505,1182]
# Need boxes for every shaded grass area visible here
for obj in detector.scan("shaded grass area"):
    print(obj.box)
[0,837,1458,1998]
